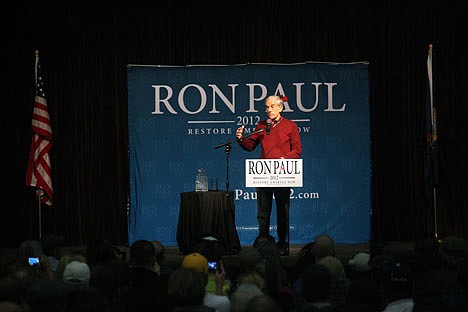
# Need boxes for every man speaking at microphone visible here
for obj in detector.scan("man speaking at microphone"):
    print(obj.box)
[236,95,302,256]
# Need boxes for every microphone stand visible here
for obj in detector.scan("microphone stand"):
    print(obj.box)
[213,128,266,196]
[213,127,267,255]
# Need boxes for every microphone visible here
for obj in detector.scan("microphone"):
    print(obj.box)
[266,119,272,135]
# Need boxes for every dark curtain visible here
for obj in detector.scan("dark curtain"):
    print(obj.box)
[2,1,467,247]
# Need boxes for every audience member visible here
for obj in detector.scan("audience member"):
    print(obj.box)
[313,234,335,262]
[40,233,64,272]
[55,254,87,281]
[345,277,383,312]
[453,258,468,308]
[0,274,31,309]
[14,240,54,280]
[230,283,263,312]
[238,248,262,274]
[62,260,91,290]
[63,286,109,312]
[254,257,295,311]
[17,240,43,264]
[296,263,337,312]
[86,238,118,270]
[380,257,415,312]
[181,252,230,312]
[129,239,159,276]
[127,239,166,311]
[291,241,315,283]
[411,233,441,308]
[194,235,226,262]
[316,256,347,311]
[291,242,316,301]
[414,233,440,258]
[4,265,39,300]
[347,252,371,280]
[182,252,209,275]
[235,270,266,294]
[254,236,282,260]
[253,234,276,249]
[317,256,346,285]
[89,264,125,312]
[369,242,410,291]
[246,294,282,312]
[193,235,233,296]
[253,238,291,293]
[438,235,468,270]
[414,235,468,311]
[152,240,168,278]
[229,247,263,291]
[0,301,24,312]
[24,278,69,312]
[167,267,216,312]
[103,258,132,309]
[459,258,468,293]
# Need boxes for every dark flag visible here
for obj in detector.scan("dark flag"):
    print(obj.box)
[25,51,54,206]
[423,44,439,198]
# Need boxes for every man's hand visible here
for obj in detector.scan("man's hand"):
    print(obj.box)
[214,260,226,295]
[236,125,245,139]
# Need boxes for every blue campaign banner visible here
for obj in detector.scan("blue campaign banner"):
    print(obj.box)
[127,62,370,246]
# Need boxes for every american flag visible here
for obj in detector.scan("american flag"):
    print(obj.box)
[423,44,439,199]
[25,51,53,206]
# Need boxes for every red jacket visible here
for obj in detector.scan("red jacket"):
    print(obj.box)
[238,117,302,159]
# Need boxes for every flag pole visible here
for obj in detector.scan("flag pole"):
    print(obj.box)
[38,190,42,239]
[427,43,438,240]
[35,50,42,240]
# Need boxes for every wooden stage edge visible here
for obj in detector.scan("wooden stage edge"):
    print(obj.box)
[159,242,416,271]
[162,243,375,269]
[1,242,416,271]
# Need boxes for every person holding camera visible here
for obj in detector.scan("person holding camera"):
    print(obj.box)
[181,252,231,312]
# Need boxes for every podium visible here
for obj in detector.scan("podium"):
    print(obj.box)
[176,191,241,255]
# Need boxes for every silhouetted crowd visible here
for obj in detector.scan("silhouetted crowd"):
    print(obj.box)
[1,232,467,311]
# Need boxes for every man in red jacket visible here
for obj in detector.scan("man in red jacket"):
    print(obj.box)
[236,95,302,256]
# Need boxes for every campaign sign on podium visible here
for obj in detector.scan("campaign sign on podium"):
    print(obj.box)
[245,159,303,187]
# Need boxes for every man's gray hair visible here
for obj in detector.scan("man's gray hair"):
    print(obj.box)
[266,95,284,108]
[230,283,263,312]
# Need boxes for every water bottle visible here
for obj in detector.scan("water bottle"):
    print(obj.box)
[195,168,208,192]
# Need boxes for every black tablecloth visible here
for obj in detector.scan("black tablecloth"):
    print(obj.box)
[177,191,241,255]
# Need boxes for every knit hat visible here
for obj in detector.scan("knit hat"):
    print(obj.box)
[348,252,371,272]
[62,261,91,286]
[181,252,208,274]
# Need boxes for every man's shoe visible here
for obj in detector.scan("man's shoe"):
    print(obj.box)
[279,246,289,256]
[277,241,289,256]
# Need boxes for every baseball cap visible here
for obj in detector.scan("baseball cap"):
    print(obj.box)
[62,261,91,286]
[181,252,208,274]
[348,252,371,272]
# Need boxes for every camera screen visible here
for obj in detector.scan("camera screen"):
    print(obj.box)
[28,257,39,266]
[208,261,217,270]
